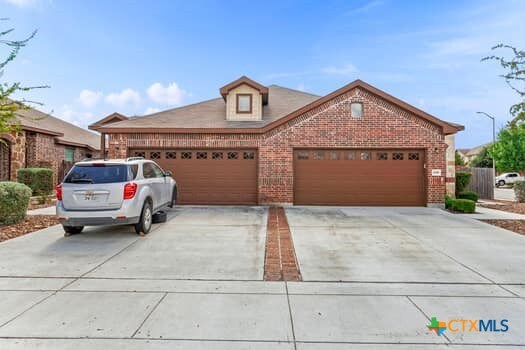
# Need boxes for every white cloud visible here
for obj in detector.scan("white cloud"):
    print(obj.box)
[321,63,359,76]
[144,107,161,115]
[105,88,141,107]
[4,0,41,7]
[296,83,306,92]
[147,82,188,106]
[56,105,96,128]
[78,89,102,108]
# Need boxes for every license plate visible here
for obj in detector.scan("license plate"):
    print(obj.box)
[84,191,96,200]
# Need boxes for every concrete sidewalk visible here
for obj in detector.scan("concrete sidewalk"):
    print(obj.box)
[26,205,56,216]
[463,205,525,220]
[0,279,524,348]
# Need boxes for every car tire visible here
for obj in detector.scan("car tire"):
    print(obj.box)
[168,187,177,208]
[497,180,505,187]
[63,225,83,236]
[152,211,167,224]
[135,201,153,235]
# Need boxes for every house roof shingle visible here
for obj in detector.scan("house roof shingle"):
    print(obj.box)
[97,79,463,135]
[100,85,320,130]
[465,142,492,156]
[16,107,101,151]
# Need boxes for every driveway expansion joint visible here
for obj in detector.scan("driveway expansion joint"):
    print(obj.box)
[131,292,168,338]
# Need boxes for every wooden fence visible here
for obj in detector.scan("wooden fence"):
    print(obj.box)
[460,167,494,199]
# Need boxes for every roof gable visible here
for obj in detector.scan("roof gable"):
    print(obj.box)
[220,76,269,104]
[89,112,128,131]
[262,80,463,135]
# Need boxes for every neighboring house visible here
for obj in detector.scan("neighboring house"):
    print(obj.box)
[0,106,101,184]
[456,148,470,164]
[458,143,491,165]
[90,77,463,206]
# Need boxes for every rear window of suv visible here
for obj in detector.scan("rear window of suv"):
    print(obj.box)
[64,164,132,184]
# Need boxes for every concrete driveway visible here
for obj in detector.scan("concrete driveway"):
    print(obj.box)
[0,206,524,348]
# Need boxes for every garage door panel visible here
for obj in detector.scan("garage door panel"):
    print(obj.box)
[131,149,257,205]
[294,149,425,206]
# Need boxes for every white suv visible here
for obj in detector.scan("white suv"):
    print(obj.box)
[495,172,524,187]
[56,157,177,236]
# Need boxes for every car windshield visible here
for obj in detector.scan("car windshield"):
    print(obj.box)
[64,164,129,184]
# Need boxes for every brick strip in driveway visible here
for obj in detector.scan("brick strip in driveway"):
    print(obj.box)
[264,207,302,281]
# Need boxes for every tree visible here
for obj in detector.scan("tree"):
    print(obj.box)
[482,44,525,122]
[455,150,465,166]
[470,146,493,168]
[492,123,525,172]
[0,21,46,140]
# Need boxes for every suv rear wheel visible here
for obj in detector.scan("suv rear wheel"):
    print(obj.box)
[63,225,84,236]
[135,201,152,235]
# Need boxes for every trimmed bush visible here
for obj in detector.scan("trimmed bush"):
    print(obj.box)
[445,195,454,209]
[0,181,32,225]
[515,180,525,203]
[455,171,472,195]
[17,168,53,196]
[457,191,479,202]
[451,198,476,213]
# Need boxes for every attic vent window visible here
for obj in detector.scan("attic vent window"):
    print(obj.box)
[236,94,252,113]
[351,102,363,118]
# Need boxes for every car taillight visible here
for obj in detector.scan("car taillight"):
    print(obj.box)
[56,184,62,201]
[123,182,138,199]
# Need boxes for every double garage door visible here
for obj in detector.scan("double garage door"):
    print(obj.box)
[131,148,425,206]
[294,149,426,206]
[130,149,258,205]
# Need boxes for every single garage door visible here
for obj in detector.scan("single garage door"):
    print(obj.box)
[294,149,426,206]
[130,149,257,205]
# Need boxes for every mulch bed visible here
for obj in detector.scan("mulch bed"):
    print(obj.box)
[264,207,302,281]
[478,202,525,215]
[479,219,525,236]
[0,215,59,243]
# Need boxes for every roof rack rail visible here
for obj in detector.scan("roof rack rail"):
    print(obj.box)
[126,156,144,161]
[80,157,107,162]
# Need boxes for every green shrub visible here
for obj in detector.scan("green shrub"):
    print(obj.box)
[515,181,525,203]
[451,198,476,213]
[0,181,32,225]
[457,191,479,202]
[445,195,454,209]
[455,171,472,195]
[17,168,53,196]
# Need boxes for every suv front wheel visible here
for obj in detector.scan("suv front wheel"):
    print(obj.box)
[169,187,177,208]
[135,201,153,235]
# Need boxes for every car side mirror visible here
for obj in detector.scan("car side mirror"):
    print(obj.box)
[164,171,172,177]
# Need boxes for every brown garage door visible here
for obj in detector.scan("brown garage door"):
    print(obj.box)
[130,149,257,205]
[294,149,426,206]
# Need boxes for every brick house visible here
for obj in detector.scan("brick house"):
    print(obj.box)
[0,106,101,184]
[91,77,463,206]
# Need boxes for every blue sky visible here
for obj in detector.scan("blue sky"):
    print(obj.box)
[1,0,524,148]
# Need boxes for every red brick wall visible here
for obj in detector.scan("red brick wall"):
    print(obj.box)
[11,132,100,184]
[108,86,448,205]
